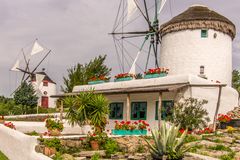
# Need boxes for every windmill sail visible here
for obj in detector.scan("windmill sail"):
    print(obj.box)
[127,0,137,21]
[10,60,20,71]
[129,51,141,75]
[31,41,44,56]
[158,0,167,14]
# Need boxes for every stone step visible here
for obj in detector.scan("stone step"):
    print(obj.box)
[73,150,106,157]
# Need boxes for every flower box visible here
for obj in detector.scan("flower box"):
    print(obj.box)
[114,77,133,82]
[144,73,167,79]
[88,80,107,85]
[112,129,147,135]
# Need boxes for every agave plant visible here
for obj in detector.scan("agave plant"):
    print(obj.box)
[145,121,189,160]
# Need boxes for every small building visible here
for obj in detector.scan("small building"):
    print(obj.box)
[31,71,57,108]
[55,5,239,129]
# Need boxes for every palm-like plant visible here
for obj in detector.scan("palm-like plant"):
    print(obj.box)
[64,92,93,126]
[89,94,109,132]
[64,91,109,132]
[145,121,189,160]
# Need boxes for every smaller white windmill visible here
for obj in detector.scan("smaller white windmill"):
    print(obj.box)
[10,39,52,95]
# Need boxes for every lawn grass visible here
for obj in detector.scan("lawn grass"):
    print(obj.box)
[0,151,8,160]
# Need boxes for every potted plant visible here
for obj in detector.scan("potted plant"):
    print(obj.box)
[114,73,134,82]
[42,138,61,156]
[45,119,64,136]
[87,133,100,150]
[88,75,110,85]
[217,114,232,129]
[144,67,169,79]
[0,116,4,124]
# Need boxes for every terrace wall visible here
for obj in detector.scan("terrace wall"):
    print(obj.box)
[0,124,51,160]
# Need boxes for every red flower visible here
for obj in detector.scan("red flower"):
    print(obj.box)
[134,121,138,125]
[79,138,85,141]
[179,129,185,134]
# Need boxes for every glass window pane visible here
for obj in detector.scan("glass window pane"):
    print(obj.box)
[109,103,123,119]
[131,102,147,120]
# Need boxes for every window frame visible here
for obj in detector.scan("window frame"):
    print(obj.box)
[155,100,174,120]
[131,101,147,120]
[43,81,48,87]
[109,102,124,120]
[201,29,208,38]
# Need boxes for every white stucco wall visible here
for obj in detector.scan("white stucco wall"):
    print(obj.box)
[0,124,51,160]
[160,29,233,86]
[189,86,239,122]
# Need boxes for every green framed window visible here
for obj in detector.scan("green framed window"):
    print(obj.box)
[155,100,174,120]
[131,102,147,120]
[109,102,123,119]
[201,29,208,38]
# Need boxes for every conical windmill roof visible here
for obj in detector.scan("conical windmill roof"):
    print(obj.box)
[160,5,236,39]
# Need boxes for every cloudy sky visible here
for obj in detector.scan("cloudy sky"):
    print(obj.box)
[0,0,240,96]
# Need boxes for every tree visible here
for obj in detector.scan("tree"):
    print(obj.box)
[170,98,210,130]
[14,81,38,114]
[62,55,111,93]
[232,69,240,96]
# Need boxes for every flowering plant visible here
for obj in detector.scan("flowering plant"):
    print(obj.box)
[114,73,134,79]
[196,127,213,134]
[114,120,149,130]
[87,133,99,141]
[144,67,169,75]
[217,114,232,123]
[137,120,150,130]
[45,119,64,132]
[89,75,110,81]
[4,122,16,130]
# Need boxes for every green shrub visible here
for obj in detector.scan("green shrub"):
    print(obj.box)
[103,138,119,157]
[91,153,100,160]
[184,135,199,143]
[220,152,235,160]
[171,98,210,130]
[53,152,63,160]
[189,145,203,153]
[136,144,145,153]
[208,145,232,152]
[43,138,62,151]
